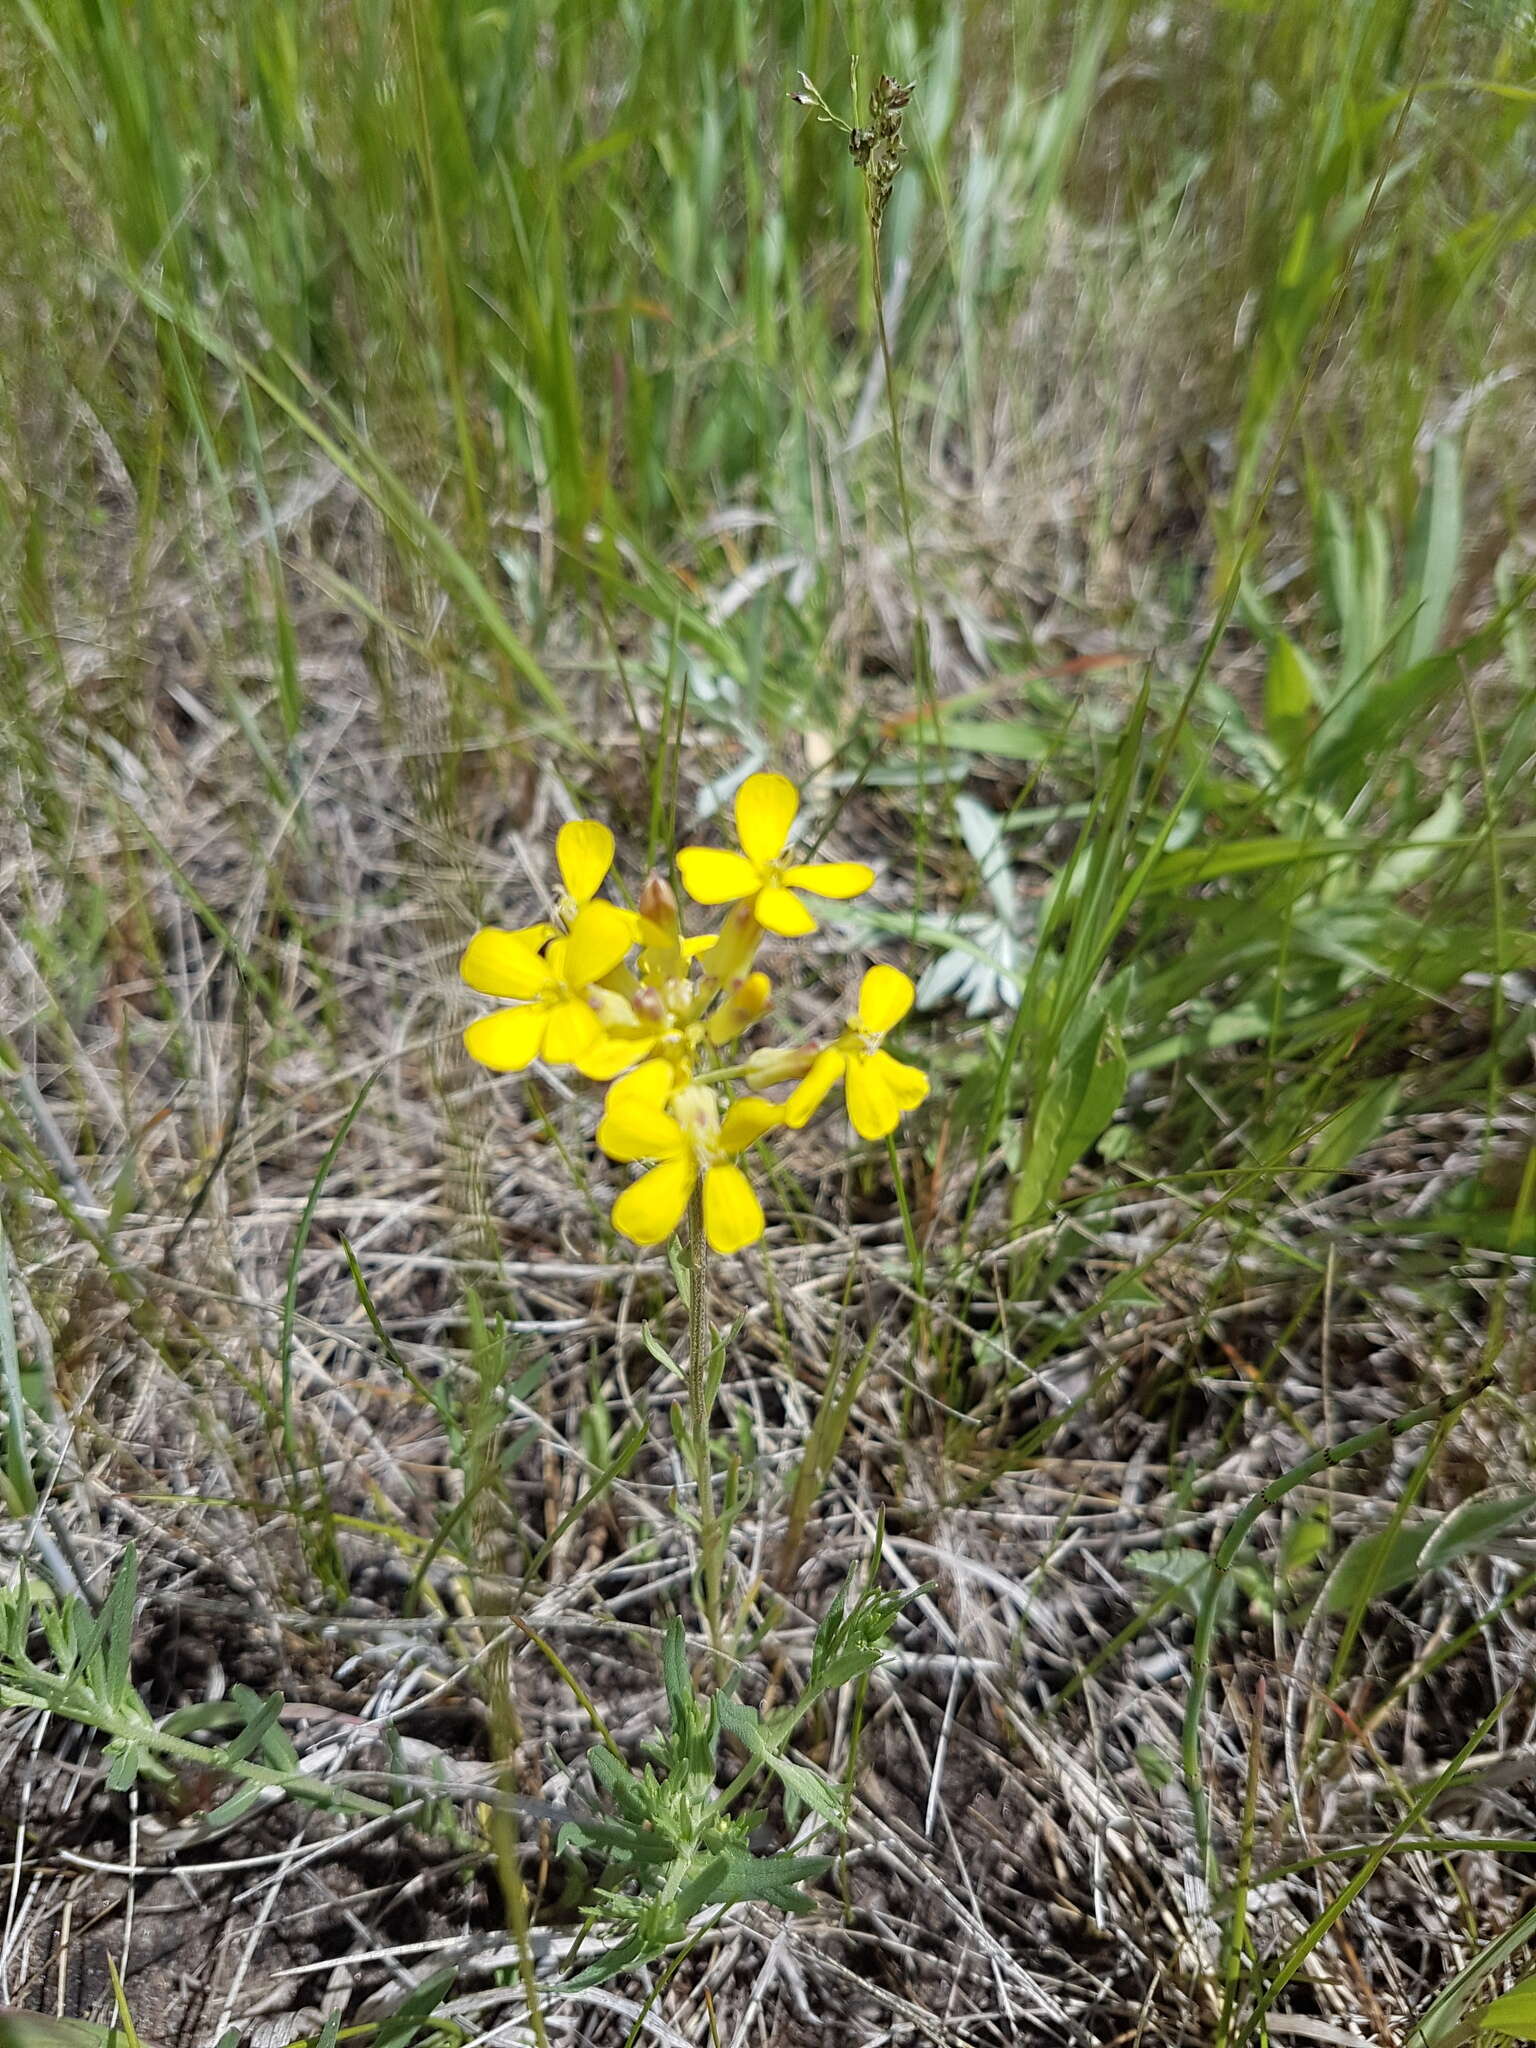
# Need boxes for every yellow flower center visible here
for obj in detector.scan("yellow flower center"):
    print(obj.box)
[670,1084,723,1165]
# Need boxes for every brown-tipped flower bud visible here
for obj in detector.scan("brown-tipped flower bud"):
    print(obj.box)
[743,1045,819,1089]
[631,985,666,1026]
[637,872,680,945]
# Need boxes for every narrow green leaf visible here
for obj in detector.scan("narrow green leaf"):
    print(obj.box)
[371,1968,458,2048]
[106,1743,145,1793]
[769,1753,844,1825]
[1303,1078,1400,1178]
[0,2016,132,2048]
[661,1616,692,1733]
[1280,1508,1331,1580]
[1323,1523,1432,1614]
[1263,634,1322,756]
[1127,1547,1219,1621]
[0,1224,39,1515]
[1403,434,1462,664]
[1482,1977,1536,2041]
[935,716,1052,761]
[1013,988,1128,1222]
[1419,1492,1536,1573]
[103,1545,139,1704]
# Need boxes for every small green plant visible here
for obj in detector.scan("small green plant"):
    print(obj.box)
[457,791,926,1982]
[559,1547,913,1986]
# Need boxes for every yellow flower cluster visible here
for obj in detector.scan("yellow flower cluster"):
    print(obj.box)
[460,774,928,1254]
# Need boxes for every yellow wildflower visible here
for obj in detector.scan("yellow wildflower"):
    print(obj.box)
[461,781,926,1256]
[461,901,633,1076]
[783,964,928,1140]
[598,1062,779,1253]
[676,772,874,936]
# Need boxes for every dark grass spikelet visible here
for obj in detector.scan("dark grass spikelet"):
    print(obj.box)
[850,73,913,238]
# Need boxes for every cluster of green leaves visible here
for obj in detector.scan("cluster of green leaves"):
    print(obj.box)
[561,1551,912,1987]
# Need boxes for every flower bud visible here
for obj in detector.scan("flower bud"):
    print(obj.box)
[743,1045,819,1089]
[706,970,771,1046]
[588,987,638,1028]
[637,872,681,948]
[698,899,762,985]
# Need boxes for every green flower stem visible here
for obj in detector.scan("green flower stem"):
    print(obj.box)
[685,1186,724,1656]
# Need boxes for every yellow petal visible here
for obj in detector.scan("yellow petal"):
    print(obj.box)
[702,1163,764,1254]
[866,1048,929,1114]
[676,847,760,905]
[562,901,635,987]
[464,1004,546,1072]
[780,861,874,901]
[597,1096,686,1164]
[460,929,554,1000]
[735,772,798,867]
[556,819,614,904]
[606,1058,675,1114]
[541,998,602,1066]
[844,1050,900,1139]
[754,884,817,937]
[512,921,557,950]
[575,1032,654,1082]
[856,963,915,1036]
[719,1095,780,1154]
[612,1155,695,1246]
[783,1048,845,1129]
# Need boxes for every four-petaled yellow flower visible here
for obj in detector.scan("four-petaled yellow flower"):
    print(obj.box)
[784,964,929,1140]
[677,773,874,937]
[598,1063,780,1253]
[460,901,633,1077]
